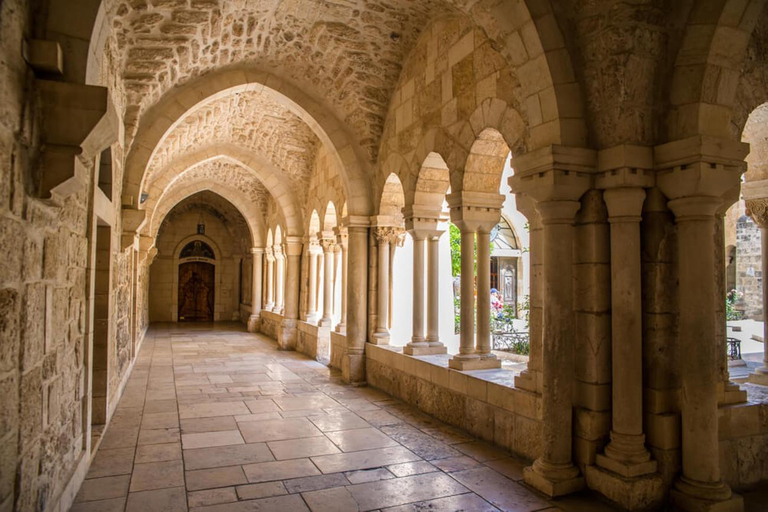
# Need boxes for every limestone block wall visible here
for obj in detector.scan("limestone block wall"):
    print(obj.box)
[260,311,281,340]
[736,215,763,319]
[149,210,241,322]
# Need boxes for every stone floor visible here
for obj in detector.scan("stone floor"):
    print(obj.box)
[71,323,765,512]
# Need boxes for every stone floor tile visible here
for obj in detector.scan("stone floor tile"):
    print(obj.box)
[237,417,324,443]
[302,487,360,512]
[242,399,280,414]
[186,466,248,491]
[70,497,126,512]
[267,435,340,460]
[386,461,438,478]
[99,427,139,450]
[125,486,187,512]
[189,493,309,512]
[188,488,238,508]
[356,410,404,428]
[179,401,250,419]
[432,456,481,473]
[184,443,274,470]
[181,416,238,434]
[233,412,283,423]
[130,460,185,492]
[235,481,288,500]
[484,457,526,481]
[308,412,371,432]
[344,467,394,484]
[382,492,500,512]
[347,472,468,511]
[453,441,506,462]
[135,442,182,463]
[182,429,245,449]
[144,399,178,414]
[381,425,461,460]
[88,447,135,478]
[242,458,321,483]
[451,466,550,512]
[273,395,340,411]
[142,412,180,429]
[326,428,399,452]
[208,375,234,384]
[139,427,181,445]
[283,474,349,494]
[311,446,421,474]
[75,475,131,502]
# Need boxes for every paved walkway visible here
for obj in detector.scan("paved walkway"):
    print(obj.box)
[69,323,764,511]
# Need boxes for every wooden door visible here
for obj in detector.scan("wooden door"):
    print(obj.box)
[178,262,215,321]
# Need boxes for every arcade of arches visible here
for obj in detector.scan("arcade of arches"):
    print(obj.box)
[4,1,768,511]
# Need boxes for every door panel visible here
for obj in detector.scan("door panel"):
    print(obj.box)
[178,262,215,321]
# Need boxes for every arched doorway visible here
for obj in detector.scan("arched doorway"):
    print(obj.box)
[177,240,216,322]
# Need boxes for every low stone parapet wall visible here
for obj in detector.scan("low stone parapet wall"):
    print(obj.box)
[260,310,281,340]
[365,344,543,461]
[330,331,345,370]
[297,321,330,363]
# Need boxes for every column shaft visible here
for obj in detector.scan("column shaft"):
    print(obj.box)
[319,241,335,326]
[457,229,477,360]
[342,225,368,384]
[476,228,493,357]
[762,227,768,370]
[427,235,441,344]
[306,250,318,321]
[336,239,348,333]
[373,230,391,342]
[265,255,275,311]
[411,235,426,344]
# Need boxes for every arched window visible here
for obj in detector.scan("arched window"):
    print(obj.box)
[491,217,519,251]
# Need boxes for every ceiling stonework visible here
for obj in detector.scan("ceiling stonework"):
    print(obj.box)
[145,90,318,204]
[107,0,452,162]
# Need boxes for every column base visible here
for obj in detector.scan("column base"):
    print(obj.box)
[585,464,664,511]
[449,355,501,370]
[514,369,539,393]
[370,332,390,346]
[670,487,743,512]
[342,352,365,385]
[404,343,447,356]
[720,381,748,404]
[748,367,768,386]
[318,316,334,327]
[247,314,261,333]
[595,453,657,478]
[523,464,584,498]
[335,323,346,334]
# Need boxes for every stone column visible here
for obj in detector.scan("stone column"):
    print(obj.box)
[510,146,595,498]
[333,244,341,318]
[372,227,394,344]
[447,192,503,371]
[475,224,497,362]
[247,248,264,332]
[426,232,446,351]
[264,249,275,311]
[587,186,663,505]
[405,231,426,353]
[319,236,336,327]
[342,222,369,384]
[746,197,768,385]
[278,237,302,350]
[275,247,285,315]
[305,243,319,323]
[335,227,349,333]
[657,136,747,512]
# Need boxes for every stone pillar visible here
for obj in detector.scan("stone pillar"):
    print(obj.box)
[342,221,369,384]
[745,197,768,385]
[513,195,542,393]
[335,227,349,333]
[333,244,341,318]
[587,184,663,507]
[372,226,395,344]
[510,146,596,498]
[426,232,446,350]
[247,248,264,332]
[275,246,285,315]
[318,236,336,327]
[264,248,275,311]
[278,237,303,350]
[405,231,427,352]
[305,243,319,323]
[475,224,497,361]
[657,136,747,512]
[447,192,503,371]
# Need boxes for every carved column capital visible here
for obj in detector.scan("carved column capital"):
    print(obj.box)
[373,226,402,245]
[746,198,768,228]
[319,237,337,253]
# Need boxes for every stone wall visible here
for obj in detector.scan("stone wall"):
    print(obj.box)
[736,215,763,319]
[149,209,242,323]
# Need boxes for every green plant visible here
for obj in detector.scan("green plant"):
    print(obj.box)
[726,289,743,321]
[519,294,530,330]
